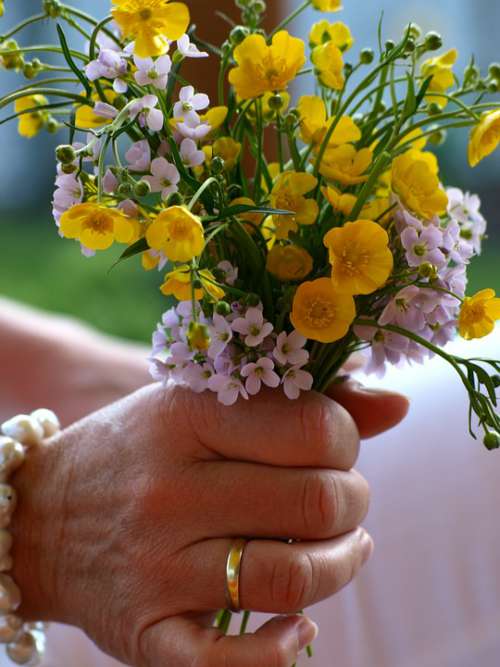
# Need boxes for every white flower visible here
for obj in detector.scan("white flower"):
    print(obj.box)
[175,115,211,141]
[177,34,209,59]
[208,375,248,406]
[231,307,273,347]
[134,54,172,90]
[184,363,214,393]
[102,169,118,194]
[125,139,151,172]
[208,314,233,359]
[144,157,180,200]
[282,366,314,400]
[447,187,487,256]
[93,101,118,120]
[173,85,210,124]
[273,331,309,367]
[241,358,280,395]
[180,138,205,168]
[129,95,164,132]
[85,48,129,93]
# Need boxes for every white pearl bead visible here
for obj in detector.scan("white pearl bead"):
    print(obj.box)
[0,574,22,612]
[0,614,22,643]
[6,631,39,665]
[1,416,44,448]
[30,409,60,439]
[0,484,17,529]
[0,438,25,483]
[0,529,13,558]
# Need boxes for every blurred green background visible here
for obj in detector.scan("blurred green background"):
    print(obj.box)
[0,0,499,344]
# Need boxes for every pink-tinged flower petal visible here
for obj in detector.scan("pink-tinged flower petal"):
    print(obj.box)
[147,108,164,132]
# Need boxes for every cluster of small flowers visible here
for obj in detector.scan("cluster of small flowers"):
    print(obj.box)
[357,187,487,376]
[52,26,211,256]
[149,266,313,406]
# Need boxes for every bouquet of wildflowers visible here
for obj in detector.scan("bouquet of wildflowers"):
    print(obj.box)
[1,1,500,443]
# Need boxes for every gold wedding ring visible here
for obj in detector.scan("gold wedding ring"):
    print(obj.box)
[225,538,248,612]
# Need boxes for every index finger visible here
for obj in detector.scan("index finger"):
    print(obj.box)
[176,386,360,471]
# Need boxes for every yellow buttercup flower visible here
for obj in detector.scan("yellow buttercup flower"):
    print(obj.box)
[311,0,343,11]
[459,289,500,340]
[468,110,500,167]
[228,31,306,101]
[324,220,393,295]
[309,20,353,51]
[14,94,48,138]
[75,89,117,129]
[392,149,448,220]
[146,206,204,262]
[322,185,357,216]
[421,49,458,108]
[319,144,372,186]
[360,197,393,226]
[60,203,140,251]
[291,278,356,343]
[111,0,189,58]
[160,265,224,301]
[213,137,242,170]
[0,2,4,17]
[297,95,360,148]
[311,41,345,90]
[266,244,313,282]
[270,171,319,240]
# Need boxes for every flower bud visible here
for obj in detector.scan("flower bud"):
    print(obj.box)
[0,40,24,71]
[491,374,500,388]
[267,93,285,111]
[406,23,422,39]
[487,79,500,93]
[385,39,396,51]
[489,63,500,79]
[43,0,63,18]
[229,26,250,46]
[46,118,59,134]
[360,48,375,64]
[134,180,151,197]
[463,63,480,87]
[117,183,133,197]
[22,62,37,79]
[252,0,266,14]
[484,431,500,451]
[418,263,438,280]
[215,301,232,316]
[211,156,225,175]
[245,293,261,307]
[428,128,447,146]
[427,102,442,116]
[56,144,77,165]
[424,31,443,51]
[188,322,211,352]
[344,62,354,76]
[167,192,183,206]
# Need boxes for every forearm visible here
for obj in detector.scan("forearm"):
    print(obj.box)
[0,297,151,425]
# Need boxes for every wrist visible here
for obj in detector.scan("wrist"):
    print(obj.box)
[9,435,66,622]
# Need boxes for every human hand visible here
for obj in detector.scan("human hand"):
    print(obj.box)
[11,382,408,667]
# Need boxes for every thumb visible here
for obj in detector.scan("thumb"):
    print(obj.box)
[139,614,319,667]
[327,379,410,439]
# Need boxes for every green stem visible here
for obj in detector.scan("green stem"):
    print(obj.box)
[239,611,251,635]
[188,177,219,212]
[0,44,88,62]
[0,13,48,42]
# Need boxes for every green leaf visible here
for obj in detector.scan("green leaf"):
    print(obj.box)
[56,24,92,97]
[415,76,433,110]
[216,204,294,220]
[403,72,417,117]
[109,238,149,272]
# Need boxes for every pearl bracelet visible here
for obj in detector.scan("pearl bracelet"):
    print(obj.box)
[0,409,61,665]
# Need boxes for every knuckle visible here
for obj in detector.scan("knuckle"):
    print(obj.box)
[301,473,340,537]
[270,552,314,611]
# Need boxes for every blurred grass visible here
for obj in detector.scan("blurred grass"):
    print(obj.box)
[0,214,498,343]
[0,214,164,342]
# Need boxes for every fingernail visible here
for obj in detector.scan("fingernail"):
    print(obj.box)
[297,618,319,651]
[361,532,375,564]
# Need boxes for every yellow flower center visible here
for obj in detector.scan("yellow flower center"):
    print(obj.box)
[338,247,370,277]
[139,8,153,20]
[461,301,486,326]
[305,298,337,329]
[168,219,192,241]
[84,213,113,235]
